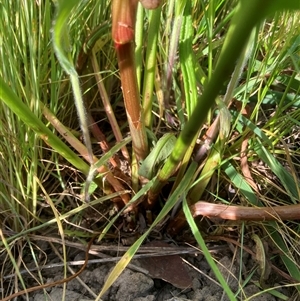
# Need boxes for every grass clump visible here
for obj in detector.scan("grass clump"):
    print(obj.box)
[0,0,300,300]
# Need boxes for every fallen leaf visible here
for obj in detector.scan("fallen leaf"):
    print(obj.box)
[137,241,193,289]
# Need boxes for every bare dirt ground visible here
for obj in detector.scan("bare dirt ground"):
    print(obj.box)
[2,234,294,301]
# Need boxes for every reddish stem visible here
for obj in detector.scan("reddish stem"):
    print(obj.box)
[168,201,300,235]
[112,0,148,161]
[112,0,138,45]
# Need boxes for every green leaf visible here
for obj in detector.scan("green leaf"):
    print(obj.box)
[183,197,236,301]
[253,139,300,202]
[222,161,262,206]
[139,133,176,179]
[216,97,231,141]
[95,162,198,300]
[52,0,80,73]
[267,224,300,291]
[0,77,90,175]
[265,1,300,15]
[92,137,132,172]
[53,0,94,198]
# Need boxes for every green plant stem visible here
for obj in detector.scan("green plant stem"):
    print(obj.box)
[53,0,94,166]
[135,3,144,89]
[164,0,180,112]
[183,197,236,301]
[170,0,200,193]
[142,7,161,128]
[189,27,257,202]
[147,0,274,207]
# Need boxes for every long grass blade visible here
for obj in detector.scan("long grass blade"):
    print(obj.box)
[52,0,94,166]
[95,161,198,299]
[182,196,236,301]
[0,78,90,174]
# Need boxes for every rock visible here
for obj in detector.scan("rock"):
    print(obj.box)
[166,297,190,301]
[109,269,154,300]
[243,284,276,301]
[209,256,239,292]
[133,296,156,301]
[34,288,82,301]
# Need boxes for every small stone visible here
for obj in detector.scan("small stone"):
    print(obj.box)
[110,269,154,300]
[133,296,156,301]
[243,284,276,301]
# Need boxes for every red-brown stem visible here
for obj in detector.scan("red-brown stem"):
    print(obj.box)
[87,113,120,168]
[112,0,138,45]
[91,50,130,161]
[116,42,148,161]
[168,201,300,235]
[42,104,130,206]
[112,0,148,161]
[192,201,300,221]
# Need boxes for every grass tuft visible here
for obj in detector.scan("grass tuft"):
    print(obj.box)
[1,0,300,300]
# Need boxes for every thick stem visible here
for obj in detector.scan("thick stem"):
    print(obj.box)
[167,202,300,235]
[147,0,272,207]
[112,0,148,161]
[191,202,300,221]
[116,42,148,160]
[112,0,138,45]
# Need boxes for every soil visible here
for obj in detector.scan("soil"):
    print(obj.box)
[2,236,294,301]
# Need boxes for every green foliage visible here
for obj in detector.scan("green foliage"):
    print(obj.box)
[183,196,236,300]
[139,133,176,179]
[53,0,94,167]
[1,0,300,299]
[96,161,198,300]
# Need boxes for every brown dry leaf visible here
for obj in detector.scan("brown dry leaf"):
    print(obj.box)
[137,241,193,289]
[252,234,271,287]
[240,138,259,192]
